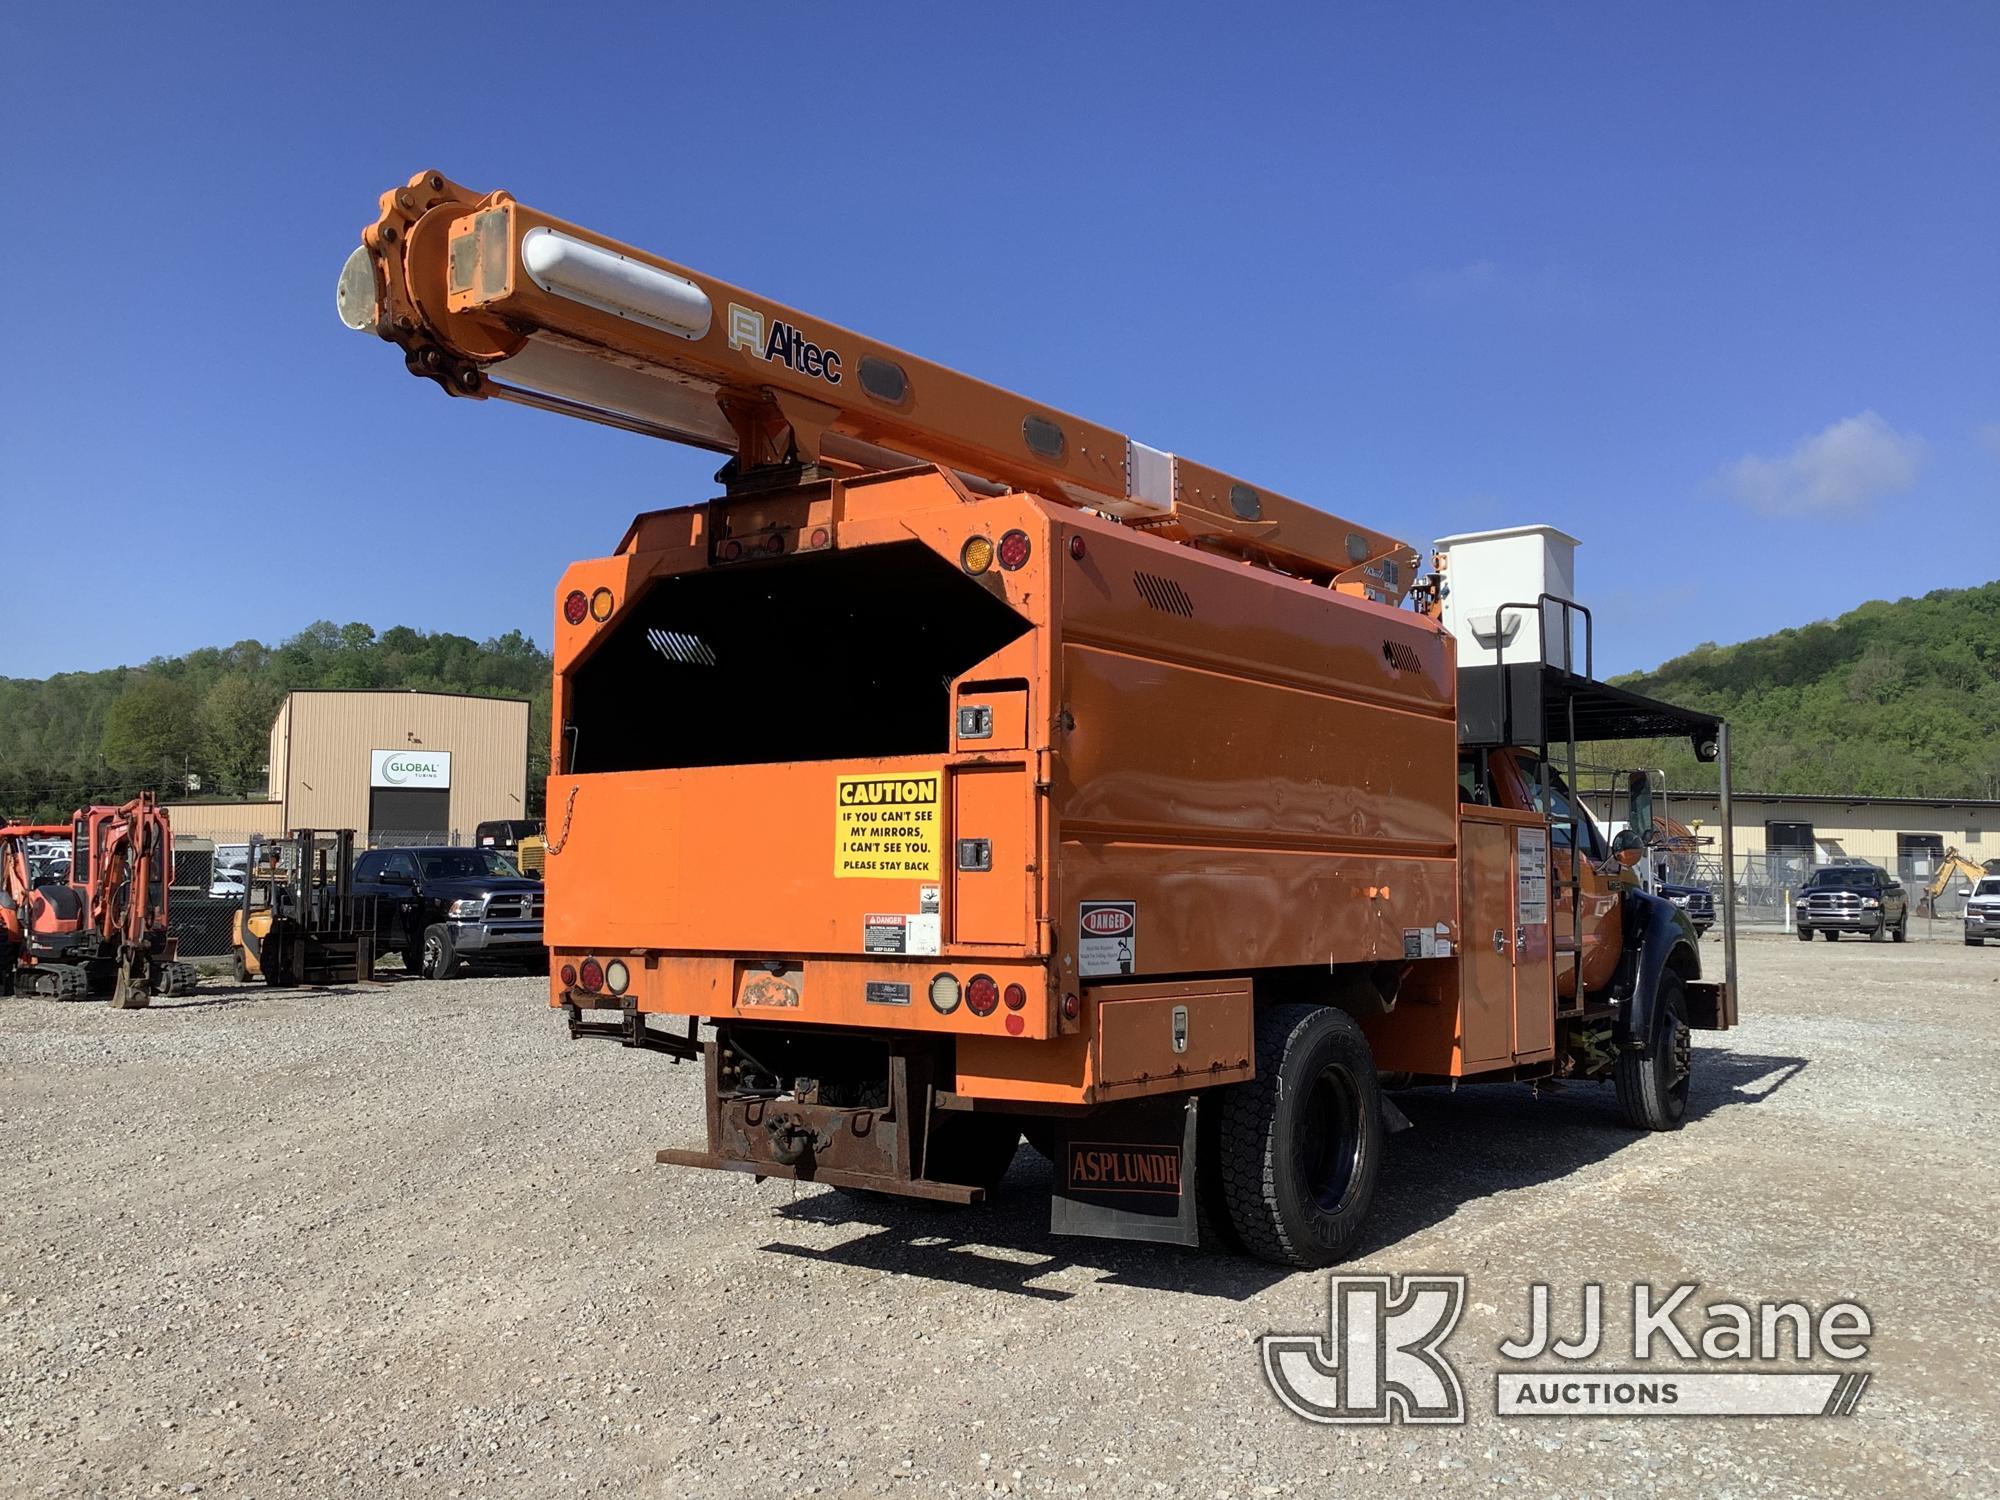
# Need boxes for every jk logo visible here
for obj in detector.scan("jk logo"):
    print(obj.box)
[1261,1274,1467,1425]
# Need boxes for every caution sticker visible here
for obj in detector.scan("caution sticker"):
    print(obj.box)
[835,773,942,879]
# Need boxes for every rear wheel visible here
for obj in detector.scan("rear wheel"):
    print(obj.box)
[232,949,250,982]
[1615,972,1690,1131]
[1215,1003,1383,1268]
[1892,912,1908,943]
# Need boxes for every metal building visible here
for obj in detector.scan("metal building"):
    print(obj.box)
[168,690,531,845]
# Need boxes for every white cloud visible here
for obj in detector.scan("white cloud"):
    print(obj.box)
[1978,420,2000,458]
[1720,410,1927,517]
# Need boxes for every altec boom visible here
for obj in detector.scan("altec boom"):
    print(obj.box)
[343,170,1737,1267]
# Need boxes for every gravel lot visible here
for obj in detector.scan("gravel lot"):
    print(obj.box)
[4,933,1996,1499]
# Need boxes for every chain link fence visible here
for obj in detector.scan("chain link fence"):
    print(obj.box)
[1677,844,2000,929]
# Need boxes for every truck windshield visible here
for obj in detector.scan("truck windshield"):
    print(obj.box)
[419,851,522,880]
[1975,878,2000,899]
[1806,867,1882,889]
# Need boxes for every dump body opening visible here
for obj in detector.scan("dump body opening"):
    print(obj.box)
[568,540,1033,773]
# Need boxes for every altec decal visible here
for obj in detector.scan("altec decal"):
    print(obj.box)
[726,302,843,385]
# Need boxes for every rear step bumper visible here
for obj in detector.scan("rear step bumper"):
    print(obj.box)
[656,1146,981,1204]
[656,1024,987,1203]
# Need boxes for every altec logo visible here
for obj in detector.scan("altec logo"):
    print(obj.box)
[1081,907,1135,937]
[726,302,843,385]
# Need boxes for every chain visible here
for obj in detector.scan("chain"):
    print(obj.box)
[545,784,579,857]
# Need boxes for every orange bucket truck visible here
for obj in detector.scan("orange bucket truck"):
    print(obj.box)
[338,172,1739,1266]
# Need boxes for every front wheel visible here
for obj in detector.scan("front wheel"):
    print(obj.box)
[1891,913,1908,943]
[1615,972,1690,1131]
[1968,937,1986,947]
[1796,926,1813,942]
[420,924,460,980]
[1825,930,1842,942]
[1215,1003,1383,1268]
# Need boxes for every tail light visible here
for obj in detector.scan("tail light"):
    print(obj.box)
[719,538,743,562]
[1002,982,1027,1011]
[1061,992,1080,1021]
[578,957,604,993]
[562,590,589,625]
[559,962,578,987]
[604,959,630,995]
[928,972,962,1014]
[960,536,994,575]
[997,530,1031,570]
[809,527,830,549]
[965,973,1000,1017]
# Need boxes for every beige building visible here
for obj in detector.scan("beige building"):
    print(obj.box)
[1584,787,2000,890]
[168,690,531,844]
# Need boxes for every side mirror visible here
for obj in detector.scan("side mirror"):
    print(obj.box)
[1610,828,1645,868]
[1627,772,1656,844]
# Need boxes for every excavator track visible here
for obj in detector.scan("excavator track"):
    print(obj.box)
[155,962,200,998]
[28,965,92,1001]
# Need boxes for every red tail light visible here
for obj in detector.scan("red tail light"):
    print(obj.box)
[578,958,604,993]
[1061,992,1080,1021]
[965,973,1000,1017]
[559,963,578,987]
[1002,982,1027,1011]
[997,530,1032,570]
[562,590,589,625]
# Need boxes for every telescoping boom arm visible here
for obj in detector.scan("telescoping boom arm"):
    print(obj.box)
[338,170,1415,598]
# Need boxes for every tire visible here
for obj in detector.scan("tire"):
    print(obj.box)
[1215,1003,1383,1268]
[1869,918,1887,943]
[420,923,460,980]
[1892,913,1908,944]
[924,1115,1021,1192]
[1615,971,1690,1132]
[1796,927,1813,942]
[232,950,249,983]
[1968,938,1985,947]
[1825,931,1841,942]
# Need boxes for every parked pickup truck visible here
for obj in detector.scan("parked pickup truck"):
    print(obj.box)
[1965,876,2000,946]
[351,846,546,978]
[1795,864,1909,943]
[1660,880,1715,936]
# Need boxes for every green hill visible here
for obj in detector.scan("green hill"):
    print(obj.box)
[0,624,551,823]
[1613,580,2000,799]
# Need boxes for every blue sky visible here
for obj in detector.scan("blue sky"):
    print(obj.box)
[3,2,1995,679]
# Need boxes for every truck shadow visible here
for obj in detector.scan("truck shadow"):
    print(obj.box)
[760,1044,1806,1301]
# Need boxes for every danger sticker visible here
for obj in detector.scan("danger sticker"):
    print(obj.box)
[864,914,908,954]
[1078,901,1137,977]
[835,773,941,879]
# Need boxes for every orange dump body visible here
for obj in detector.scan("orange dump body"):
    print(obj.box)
[546,466,1479,1104]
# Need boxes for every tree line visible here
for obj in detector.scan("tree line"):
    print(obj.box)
[0,623,551,823]
[1607,579,2000,799]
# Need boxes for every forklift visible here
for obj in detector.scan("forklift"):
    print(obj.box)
[231,829,376,986]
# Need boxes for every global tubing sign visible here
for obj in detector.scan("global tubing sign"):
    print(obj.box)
[370,749,452,789]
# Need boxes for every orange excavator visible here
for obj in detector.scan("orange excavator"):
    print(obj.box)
[0,794,197,1005]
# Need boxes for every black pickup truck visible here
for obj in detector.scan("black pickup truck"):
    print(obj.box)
[1794,863,1909,943]
[351,846,545,978]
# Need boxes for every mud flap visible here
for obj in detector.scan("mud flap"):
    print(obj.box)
[1048,1095,1199,1248]
[1381,1095,1413,1134]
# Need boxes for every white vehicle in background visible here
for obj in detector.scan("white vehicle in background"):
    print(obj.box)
[1966,877,2000,946]
[210,844,250,899]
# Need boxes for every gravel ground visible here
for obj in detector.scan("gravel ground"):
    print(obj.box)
[4,933,1997,1499]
